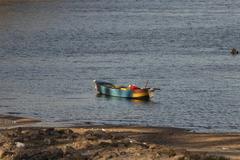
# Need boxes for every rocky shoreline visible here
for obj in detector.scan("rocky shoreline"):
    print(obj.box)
[0,115,239,160]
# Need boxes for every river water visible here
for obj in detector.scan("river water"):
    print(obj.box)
[0,0,240,132]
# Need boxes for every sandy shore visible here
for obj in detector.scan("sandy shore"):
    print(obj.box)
[0,115,239,160]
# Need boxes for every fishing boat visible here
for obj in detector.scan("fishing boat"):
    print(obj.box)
[93,80,159,100]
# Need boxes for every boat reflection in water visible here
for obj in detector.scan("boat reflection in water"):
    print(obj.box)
[96,94,151,104]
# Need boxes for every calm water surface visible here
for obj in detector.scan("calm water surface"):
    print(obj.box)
[0,0,240,132]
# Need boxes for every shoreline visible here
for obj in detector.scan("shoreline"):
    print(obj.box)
[0,114,41,128]
[1,114,239,134]
[0,115,240,159]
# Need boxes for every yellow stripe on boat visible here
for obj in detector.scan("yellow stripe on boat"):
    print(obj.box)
[132,92,149,98]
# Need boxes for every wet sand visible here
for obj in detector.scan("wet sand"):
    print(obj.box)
[0,114,41,127]
[0,115,239,160]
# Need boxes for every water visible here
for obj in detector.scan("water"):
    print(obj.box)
[0,0,240,132]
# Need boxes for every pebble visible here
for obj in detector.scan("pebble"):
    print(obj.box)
[43,138,52,145]
[15,142,25,148]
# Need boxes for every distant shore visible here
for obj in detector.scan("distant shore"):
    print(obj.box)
[0,114,240,160]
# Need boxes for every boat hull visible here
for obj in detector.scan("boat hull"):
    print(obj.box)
[94,81,150,99]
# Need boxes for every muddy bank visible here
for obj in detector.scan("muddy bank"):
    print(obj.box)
[0,115,239,160]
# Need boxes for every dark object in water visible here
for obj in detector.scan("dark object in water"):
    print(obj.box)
[230,48,239,55]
